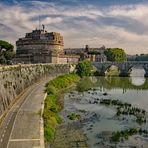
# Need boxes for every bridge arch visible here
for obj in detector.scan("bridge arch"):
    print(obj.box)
[104,65,120,76]
[93,61,148,77]
[128,65,146,77]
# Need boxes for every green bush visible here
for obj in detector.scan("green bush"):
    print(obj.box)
[46,85,56,95]
[111,128,138,143]
[76,60,93,77]
[67,113,81,120]
[49,105,59,113]
[0,40,15,64]
[54,114,63,124]
[44,125,55,142]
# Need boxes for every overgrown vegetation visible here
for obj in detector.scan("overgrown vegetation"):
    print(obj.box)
[45,74,80,93]
[43,74,80,143]
[76,60,93,77]
[3,80,12,89]
[111,128,148,143]
[111,128,138,142]
[99,99,146,124]
[0,40,15,64]
[67,113,81,120]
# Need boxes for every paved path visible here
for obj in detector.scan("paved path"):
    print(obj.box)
[0,77,53,148]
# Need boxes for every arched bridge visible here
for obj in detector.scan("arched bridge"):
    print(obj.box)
[93,61,148,77]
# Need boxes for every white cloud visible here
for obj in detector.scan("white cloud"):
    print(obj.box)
[0,1,148,54]
[43,17,63,24]
[107,4,148,28]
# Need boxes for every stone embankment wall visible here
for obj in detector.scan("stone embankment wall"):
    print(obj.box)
[0,64,70,118]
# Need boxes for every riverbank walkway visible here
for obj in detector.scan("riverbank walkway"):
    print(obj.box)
[0,77,53,148]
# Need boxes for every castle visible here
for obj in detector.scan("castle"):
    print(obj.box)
[15,28,107,64]
[15,28,65,63]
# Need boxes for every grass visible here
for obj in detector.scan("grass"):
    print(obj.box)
[43,74,80,143]
[67,113,81,120]
[111,128,138,142]
[99,99,146,124]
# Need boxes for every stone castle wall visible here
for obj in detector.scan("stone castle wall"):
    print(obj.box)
[0,64,70,119]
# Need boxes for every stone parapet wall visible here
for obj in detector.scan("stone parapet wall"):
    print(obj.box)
[0,64,70,118]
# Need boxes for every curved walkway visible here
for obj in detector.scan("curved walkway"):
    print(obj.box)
[0,77,53,148]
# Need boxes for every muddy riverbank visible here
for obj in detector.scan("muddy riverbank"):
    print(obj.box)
[50,122,88,148]
[51,85,148,148]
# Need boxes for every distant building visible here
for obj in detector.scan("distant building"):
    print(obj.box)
[64,45,107,62]
[15,28,64,64]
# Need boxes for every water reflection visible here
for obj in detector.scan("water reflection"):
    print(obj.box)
[131,77,145,86]
[130,67,146,86]
[93,76,148,90]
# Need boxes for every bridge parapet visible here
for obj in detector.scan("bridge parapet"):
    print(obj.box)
[101,61,148,64]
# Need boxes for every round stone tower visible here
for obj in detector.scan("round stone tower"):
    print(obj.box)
[15,29,64,64]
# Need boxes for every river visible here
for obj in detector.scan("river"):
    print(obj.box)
[91,68,148,110]
[52,68,148,148]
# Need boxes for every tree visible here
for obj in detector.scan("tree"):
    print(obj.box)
[104,48,126,62]
[76,60,93,77]
[0,40,15,64]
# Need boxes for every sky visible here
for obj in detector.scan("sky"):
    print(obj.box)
[0,0,148,54]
